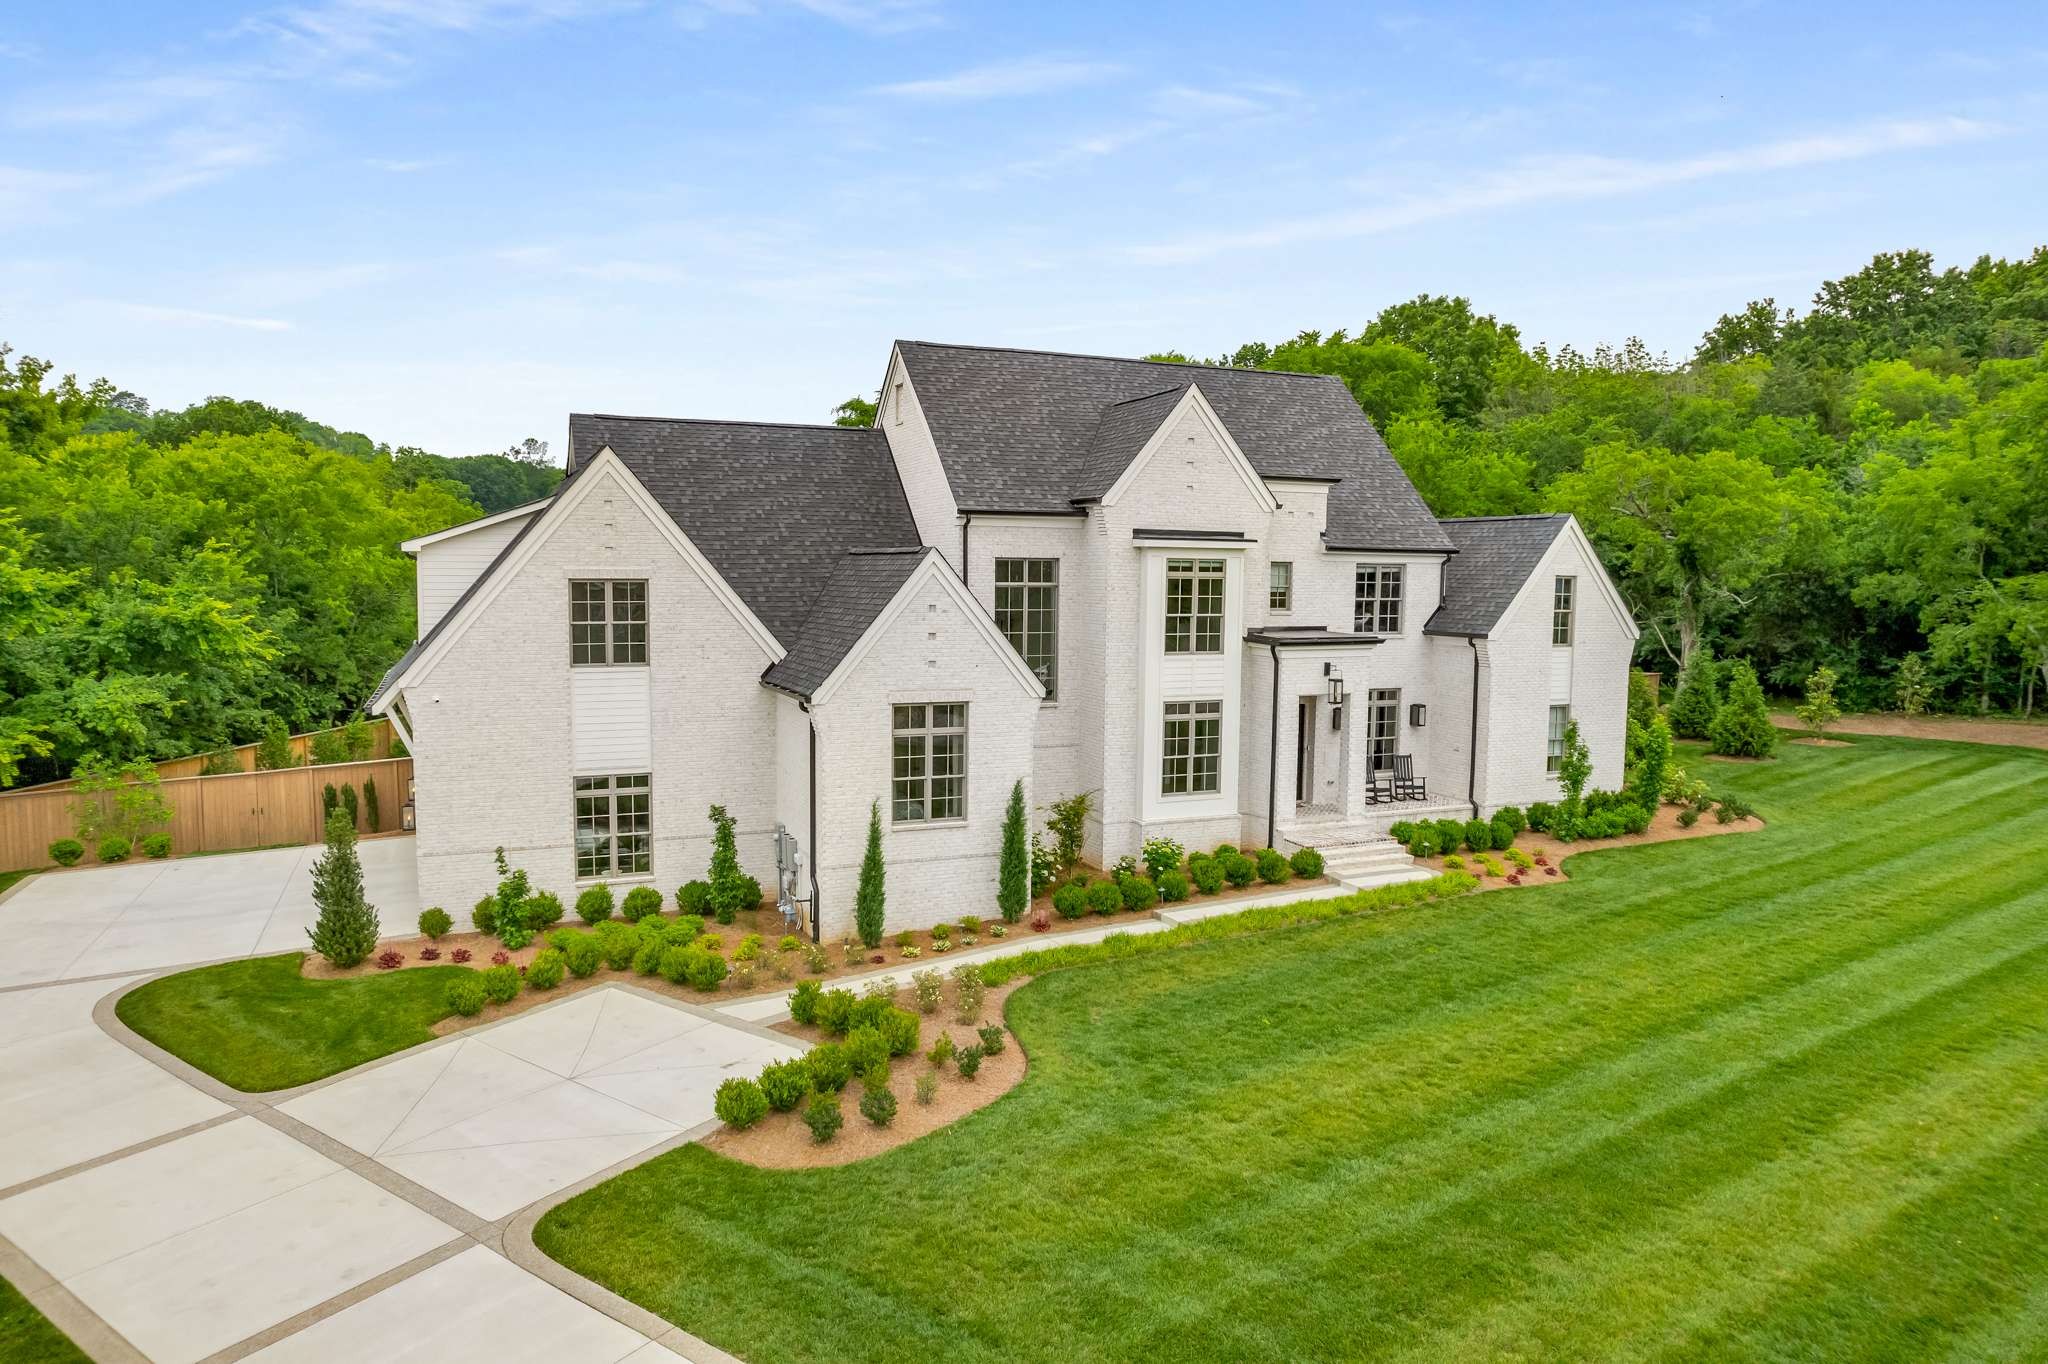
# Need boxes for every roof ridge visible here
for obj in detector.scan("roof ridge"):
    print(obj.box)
[846,545,930,556]
[573,412,876,434]
[1439,513,1569,523]
[895,338,1341,384]
[1104,383,1189,409]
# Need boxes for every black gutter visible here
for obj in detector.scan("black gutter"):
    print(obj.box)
[956,507,1087,517]
[1266,642,1281,850]
[959,512,972,576]
[1466,637,1483,820]
[801,699,821,943]
[1131,528,1251,542]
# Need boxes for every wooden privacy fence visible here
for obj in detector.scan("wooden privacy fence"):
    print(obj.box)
[5,717,400,791]
[0,757,413,870]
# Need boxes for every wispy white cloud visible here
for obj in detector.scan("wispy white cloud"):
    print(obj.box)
[568,259,691,284]
[115,125,288,202]
[1127,114,2001,265]
[104,302,294,331]
[237,0,634,70]
[1146,83,1293,119]
[365,156,438,172]
[871,56,1121,100]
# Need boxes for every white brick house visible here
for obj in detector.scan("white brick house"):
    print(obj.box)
[372,341,1636,940]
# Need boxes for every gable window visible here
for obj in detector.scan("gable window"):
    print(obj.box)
[893,703,966,823]
[1269,561,1293,611]
[1553,575,1575,646]
[1161,700,1222,795]
[1353,565,1403,634]
[1547,705,1570,773]
[574,774,651,879]
[1165,558,1225,654]
[995,558,1058,699]
[570,580,648,666]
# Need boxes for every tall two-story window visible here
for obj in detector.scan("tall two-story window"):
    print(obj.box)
[1353,565,1403,634]
[893,703,967,823]
[574,774,651,879]
[1165,559,1225,653]
[1161,700,1222,795]
[1552,575,1575,646]
[570,580,648,665]
[995,558,1058,699]
[1269,561,1293,611]
[1367,689,1401,772]
[1547,705,1571,773]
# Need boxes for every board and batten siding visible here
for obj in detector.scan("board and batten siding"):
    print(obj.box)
[414,512,538,635]
[571,666,653,773]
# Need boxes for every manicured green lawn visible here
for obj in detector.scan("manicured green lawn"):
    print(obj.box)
[116,953,472,1091]
[0,870,33,897]
[537,737,2048,1363]
[0,1273,87,1364]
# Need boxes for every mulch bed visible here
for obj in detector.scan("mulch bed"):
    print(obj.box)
[1413,802,1763,893]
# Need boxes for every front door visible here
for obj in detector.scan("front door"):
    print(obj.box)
[1295,700,1313,801]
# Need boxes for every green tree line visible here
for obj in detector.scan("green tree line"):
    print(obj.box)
[0,352,561,787]
[1147,247,2048,716]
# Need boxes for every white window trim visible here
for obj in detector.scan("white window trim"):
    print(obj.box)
[573,772,653,882]
[1160,699,1224,798]
[994,557,1059,702]
[1269,560,1293,613]
[1546,704,1571,777]
[891,701,969,827]
[1353,562,1406,636]
[570,578,650,667]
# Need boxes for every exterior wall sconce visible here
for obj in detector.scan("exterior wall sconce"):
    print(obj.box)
[1325,664,1344,707]
[1410,702,1428,727]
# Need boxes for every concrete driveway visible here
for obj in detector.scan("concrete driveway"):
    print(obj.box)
[0,835,421,989]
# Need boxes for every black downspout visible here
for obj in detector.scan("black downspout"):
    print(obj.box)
[959,513,972,576]
[1267,643,1282,849]
[801,700,821,942]
[1466,637,1482,820]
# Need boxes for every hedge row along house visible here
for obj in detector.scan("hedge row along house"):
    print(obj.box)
[371,342,1637,940]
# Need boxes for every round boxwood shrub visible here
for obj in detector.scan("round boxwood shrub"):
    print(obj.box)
[804,1090,843,1144]
[714,1076,769,1129]
[1494,805,1528,835]
[815,988,858,1034]
[97,836,132,863]
[620,885,663,922]
[1462,819,1494,853]
[859,1080,898,1128]
[575,883,614,925]
[418,907,452,940]
[447,974,487,1017]
[592,922,635,969]
[1433,820,1466,853]
[1052,882,1089,919]
[481,964,520,1005]
[563,934,602,978]
[685,949,729,992]
[758,1057,811,1112]
[1255,848,1291,884]
[525,947,566,990]
[806,1040,852,1091]
[677,880,712,915]
[471,895,497,935]
[1489,816,1516,849]
[1158,869,1190,902]
[1288,847,1324,879]
[631,938,662,975]
[522,891,565,930]
[1189,857,1225,894]
[846,1024,890,1076]
[1221,852,1257,887]
[1086,881,1123,916]
[1212,843,1239,861]
[1527,801,1556,833]
[657,944,693,985]
[48,837,84,867]
[789,978,823,1025]
[1120,874,1157,911]
[1386,821,1416,845]
[880,1005,920,1057]
[140,833,173,859]
[664,915,704,947]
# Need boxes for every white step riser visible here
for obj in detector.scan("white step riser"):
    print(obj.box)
[1335,866,1437,892]
[1321,850,1417,873]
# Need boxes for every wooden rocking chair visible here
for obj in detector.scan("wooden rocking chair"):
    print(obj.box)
[1392,753,1427,802]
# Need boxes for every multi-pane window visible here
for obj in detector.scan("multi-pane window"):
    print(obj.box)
[574,774,650,879]
[570,580,648,666]
[1553,575,1575,646]
[1165,559,1225,654]
[1269,561,1293,611]
[995,559,1059,699]
[1161,700,1223,795]
[1547,705,1571,773]
[892,703,967,823]
[1354,565,1403,634]
[1367,689,1401,772]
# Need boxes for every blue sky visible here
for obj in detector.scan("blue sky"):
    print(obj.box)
[3,1,2044,457]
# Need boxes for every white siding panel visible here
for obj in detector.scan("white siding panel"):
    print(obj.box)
[1549,645,1573,701]
[571,667,652,773]
[415,514,534,634]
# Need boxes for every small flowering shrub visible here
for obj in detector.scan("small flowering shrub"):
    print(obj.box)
[375,949,404,970]
[714,1077,769,1129]
[803,944,831,973]
[1140,836,1185,882]
[451,946,472,964]
[952,963,987,1024]
[862,977,897,1002]
[912,969,944,1014]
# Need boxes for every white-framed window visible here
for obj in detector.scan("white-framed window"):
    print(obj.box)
[1161,700,1222,795]
[1547,705,1570,773]
[893,703,966,823]
[1354,565,1403,634]
[570,580,648,666]
[995,558,1058,699]
[1553,575,1575,646]
[1165,558,1225,654]
[574,773,650,879]
[1269,561,1293,611]
[1367,689,1401,772]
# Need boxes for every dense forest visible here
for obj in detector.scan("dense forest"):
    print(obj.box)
[0,355,560,787]
[1144,247,2048,718]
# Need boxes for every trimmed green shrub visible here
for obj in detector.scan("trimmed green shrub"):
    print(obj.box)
[859,1079,898,1128]
[758,1058,811,1111]
[1121,875,1158,911]
[496,917,534,952]
[1432,820,1464,853]
[481,964,520,1004]
[1669,653,1723,740]
[526,947,566,990]
[789,978,823,1025]
[1489,816,1515,850]
[804,1090,844,1144]
[471,895,497,935]
[684,949,728,991]
[880,1006,920,1057]
[664,915,704,947]
[306,807,376,967]
[563,934,602,978]
[1212,843,1239,860]
[657,945,693,985]
[48,837,85,866]
[956,1042,985,1080]
[140,832,172,859]
[1140,837,1185,882]
[631,938,663,975]
[415,908,451,941]
[1255,848,1291,884]
[447,974,487,1017]
[1463,819,1494,853]
[1189,857,1226,894]
[523,891,565,930]
[846,1024,890,1076]
[1494,806,1528,835]
[815,988,858,1035]
[1052,882,1089,919]
[977,1024,1005,1055]
[1678,805,1701,828]
[615,885,659,922]
[97,835,132,863]
[575,883,614,925]
[806,1041,852,1091]
[1386,821,1416,845]
[927,1032,956,1068]
[714,1077,769,1129]
[676,880,711,915]
[915,1073,938,1105]
[1289,847,1324,879]
[1158,869,1190,902]
[848,994,891,1033]
[1710,659,1779,758]
[1526,801,1556,833]
[596,922,638,970]
[1222,852,1257,887]
[1406,834,1434,859]
[1086,881,1123,916]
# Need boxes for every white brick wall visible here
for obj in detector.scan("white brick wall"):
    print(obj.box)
[961,516,1089,812]
[876,352,961,568]
[399,464,782,923]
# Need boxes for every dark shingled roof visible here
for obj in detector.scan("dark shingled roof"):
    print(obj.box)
[1072,384,1187,501]
[896,340,1452,551]
[1426,514,1571,637]
[567,415,920,647]
[761,548,931,698]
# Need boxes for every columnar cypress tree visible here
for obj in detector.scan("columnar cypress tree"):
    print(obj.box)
[1668,652,1722,740]
[707,804,746,924]
[307,806,379,967]
[1710,660,1779,757]
[855,799,886,948]
[997,779,1028,923]
[363,777,381,832]
[340,782,359,829]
